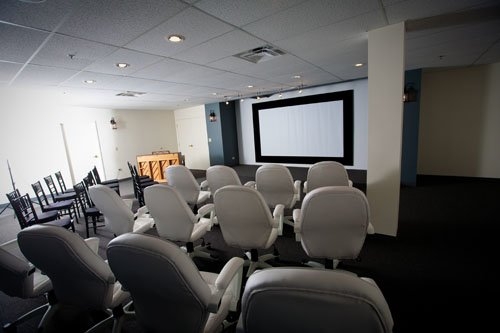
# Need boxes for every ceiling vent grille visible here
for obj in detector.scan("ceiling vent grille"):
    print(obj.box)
[234,45,285,64]
[116,91,146,97]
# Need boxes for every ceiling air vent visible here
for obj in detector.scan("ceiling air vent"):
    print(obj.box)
[234,45,285,64]
[116,91,146,97]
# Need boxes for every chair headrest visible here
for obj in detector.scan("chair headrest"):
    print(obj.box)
[240,267,393,333]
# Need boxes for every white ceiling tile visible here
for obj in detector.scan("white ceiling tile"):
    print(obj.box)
[125,7,234,57]
[58,0,188,46]
[84,49,163,75]
[243,0,380,42]
[0,24,49,63]
[60,72,120,89]
[385,0,497,24]
[30,34,117,70]
[13,64,79,85]
[193,0,305,26]
[0,61,22,83]
[170,30,265,64]
[0,0,79,31]
[130,58,198,81]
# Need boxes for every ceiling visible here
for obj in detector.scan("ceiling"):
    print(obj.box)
[1,0,499,110]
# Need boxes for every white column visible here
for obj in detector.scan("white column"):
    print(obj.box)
[367,22,405,236]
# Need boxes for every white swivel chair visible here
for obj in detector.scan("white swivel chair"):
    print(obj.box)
[302,161,374,234]
[17,224,131,333]
[303,161,353,193]
[237,267,393,333]
[293,186,370,268]
[107,232,244,333]
[89,184,154,236]
[144,184,215,259]
[0,238,52,332]
[205,165,255,194]
[254,164,301,235]
[165,165,210,212]
[213,185,283,277]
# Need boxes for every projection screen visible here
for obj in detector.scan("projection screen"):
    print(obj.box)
[252,90,353,165]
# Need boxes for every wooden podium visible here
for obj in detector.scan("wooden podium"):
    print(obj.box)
[136,152,182,182]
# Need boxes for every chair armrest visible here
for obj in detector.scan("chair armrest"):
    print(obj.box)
[272,204,285,228]
[0,243,33,278]
[292,209,301,232]
[243,181,256,189]
[84,237,100,254]
[303,181,308,194]
[200,180,209,191]
[134,205,149,219]
[293,180,302,201]
[195,203,215,220]
[208,257,244,313]
[348,179,353,187]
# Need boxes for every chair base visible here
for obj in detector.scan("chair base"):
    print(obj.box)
[3,302,49,332]
[244,251,277,277]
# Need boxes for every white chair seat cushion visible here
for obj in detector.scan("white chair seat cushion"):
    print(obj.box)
[190,219,212,242]
[198,191,211,204]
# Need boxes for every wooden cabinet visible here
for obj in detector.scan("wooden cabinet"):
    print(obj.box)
[136,152,182,182]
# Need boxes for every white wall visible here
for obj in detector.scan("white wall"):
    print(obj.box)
[418,62,500,178]
[0,87,177,204]
[236,79,368,170]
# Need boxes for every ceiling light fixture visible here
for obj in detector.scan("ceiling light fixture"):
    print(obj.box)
[166,34,185,43]
[84,80,96,84]
[355,63,364,67]
[115,63,129,68]
[247,85,254,88]
[293,75,301,79]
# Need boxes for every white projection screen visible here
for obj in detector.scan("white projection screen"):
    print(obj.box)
[252,90,353,165]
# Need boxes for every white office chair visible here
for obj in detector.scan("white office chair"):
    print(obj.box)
[17,224,131,333]
[293,186,369,268]
[144,184,215,259]
[0,238,52,332]
[237,267,393,333]
[89,184,154,236]
[205,165,255,194]
[107,232,244,333]
[254,164,301,235]
[302,161,374,234]
[214,185,283,277]
[165,165,210,212]
[303,160,353,193]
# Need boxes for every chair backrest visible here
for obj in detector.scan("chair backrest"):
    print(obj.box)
[144,185,195,242]
[107,232,212,333]
[213,185,276,249]
[8,192,37,229]
[298,186,369,261]
[92,166,102,184]
[31,181,50,207]
[73,182,90,210]
[87,171,97,186]
[43,175,60,201]
[255,164,296,207]
[239,267,393,333]
[54,171,69,193]
[88,184,134,236]
[17,224,117,309]
[165,165,201,206]
[306,161,350,192]
[206,165,242,194]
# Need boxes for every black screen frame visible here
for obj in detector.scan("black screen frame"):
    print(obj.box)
[252,90,354,165]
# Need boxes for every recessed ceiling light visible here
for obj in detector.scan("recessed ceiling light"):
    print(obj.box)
[355,63,364,67]
[293,75,301,79]
[166,34,185,43]
[84,80,96,84]
[247,85,254,88]
[212,92,217,96]
[115,63,129,68]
